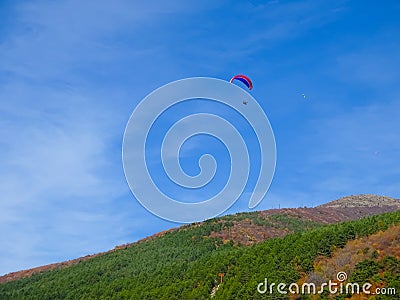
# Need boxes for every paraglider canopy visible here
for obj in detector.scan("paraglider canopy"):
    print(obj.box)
[230,74,253,90]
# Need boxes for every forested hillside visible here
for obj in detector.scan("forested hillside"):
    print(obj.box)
[1,195,398,284]
[1,209,399,299]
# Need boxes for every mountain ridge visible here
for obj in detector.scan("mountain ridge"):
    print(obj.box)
[0,194,398,285]
[318,194,400,208]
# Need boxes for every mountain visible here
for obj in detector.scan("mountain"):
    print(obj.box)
[318,194,400,208]
[0,194,399,299]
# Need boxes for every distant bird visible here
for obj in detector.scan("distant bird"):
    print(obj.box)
[302,94,307,99]
[242,100,248,105]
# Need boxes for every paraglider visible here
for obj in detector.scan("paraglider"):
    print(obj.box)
[230,74,253,90]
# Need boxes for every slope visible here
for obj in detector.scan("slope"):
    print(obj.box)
[0,207,399,299]
[1,194,398,284]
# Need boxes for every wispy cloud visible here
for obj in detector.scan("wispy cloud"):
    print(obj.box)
[0,0,184,274]
[0,84,129,272]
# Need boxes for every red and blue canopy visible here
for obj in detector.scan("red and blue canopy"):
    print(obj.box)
[229,74,253,90]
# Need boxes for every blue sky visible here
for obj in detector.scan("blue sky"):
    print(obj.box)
[1,0,399,275]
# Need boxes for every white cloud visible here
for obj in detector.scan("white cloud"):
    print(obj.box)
[0,0,214,274]
[0,85,128,274]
